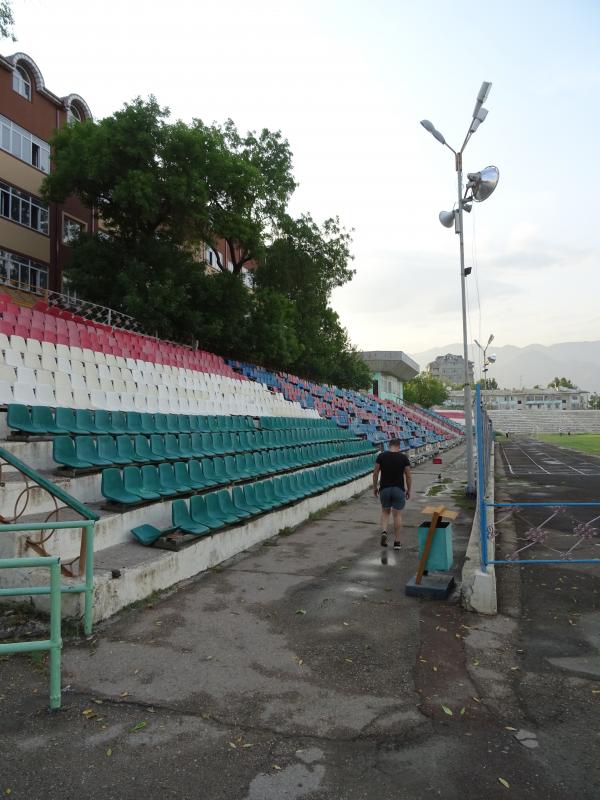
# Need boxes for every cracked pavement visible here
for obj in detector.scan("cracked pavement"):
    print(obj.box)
[1,444,599,799]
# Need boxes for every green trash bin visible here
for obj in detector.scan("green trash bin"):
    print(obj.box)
[417,520,453,571]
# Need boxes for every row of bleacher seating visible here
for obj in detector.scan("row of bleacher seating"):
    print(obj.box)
[58,434,374,473]
[132,454,374,545]
[259,416,337,429]
[101,442,373,506]
[8,405,351,445]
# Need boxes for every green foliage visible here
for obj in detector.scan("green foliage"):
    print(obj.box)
[477,377,498,390]
[588,393,600,410]
[0,0,15,40]
[42,97,368,389]
[404,373,449,408]
[548,376,577,389]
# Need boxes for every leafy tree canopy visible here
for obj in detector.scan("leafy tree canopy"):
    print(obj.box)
[548,376,577,389]
[0,0,15,41]
[404,373,449,408]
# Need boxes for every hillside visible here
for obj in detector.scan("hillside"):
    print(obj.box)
[410,341,600,393]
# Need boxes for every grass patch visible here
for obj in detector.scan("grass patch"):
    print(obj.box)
[426,484,446,496]
[537,433,600,456]
[307,500,344,522]
[451,486,476,512]
[278,527,294,537]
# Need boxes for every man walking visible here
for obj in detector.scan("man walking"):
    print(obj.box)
[372,438,412,550]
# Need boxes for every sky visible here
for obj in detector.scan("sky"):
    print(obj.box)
[5,0,600,363]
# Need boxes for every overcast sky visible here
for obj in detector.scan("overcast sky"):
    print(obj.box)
[6,0,600,362]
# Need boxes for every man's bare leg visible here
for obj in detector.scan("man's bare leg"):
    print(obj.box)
[380,507,391,546]
[392,509,403,546]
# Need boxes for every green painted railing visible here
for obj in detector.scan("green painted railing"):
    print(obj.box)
[0,446,99,709]
[0,555,62,709]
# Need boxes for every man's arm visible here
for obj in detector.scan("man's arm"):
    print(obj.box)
[372,462,381,496]
[404,466,412,500]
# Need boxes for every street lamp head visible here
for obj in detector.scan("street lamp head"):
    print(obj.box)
[488,353,497,363]
[487,333,495,345]
[439,209,455,228]
[466,165,499,202]
[420,119,446,145]
[472,81,492,117]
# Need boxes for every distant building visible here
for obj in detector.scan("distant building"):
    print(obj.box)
[0,51,95,293]
[445,387,589,411]
[428,353,474,386]
[360,351,419,403]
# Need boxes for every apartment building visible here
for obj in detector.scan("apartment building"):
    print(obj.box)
[427,353,474,386]
[0,51,95,294]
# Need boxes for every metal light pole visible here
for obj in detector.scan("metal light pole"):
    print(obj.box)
[474,334,496,388]
[420,83,499,496]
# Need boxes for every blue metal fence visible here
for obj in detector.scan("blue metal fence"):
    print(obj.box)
[475,384,600,569]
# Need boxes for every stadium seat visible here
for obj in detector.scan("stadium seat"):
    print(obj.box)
[189,494,225,530]
[54,436,93,470]
[102,468,143,505]
[131,524,164,546]
[7,404,46,435]
[123,465,161,501]
[75,436,114,467]
[172,499,211,536]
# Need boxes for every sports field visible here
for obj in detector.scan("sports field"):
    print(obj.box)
[536,433,600,456]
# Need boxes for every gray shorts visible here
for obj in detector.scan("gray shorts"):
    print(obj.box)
[379,486,406,510]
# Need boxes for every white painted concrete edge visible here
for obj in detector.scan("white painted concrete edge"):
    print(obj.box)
[461,446,497,615]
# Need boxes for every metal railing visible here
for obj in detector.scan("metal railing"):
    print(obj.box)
[0,447,98,707]
[0,555,62,709]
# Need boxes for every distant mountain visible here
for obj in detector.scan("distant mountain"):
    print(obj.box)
[410,341,600,393]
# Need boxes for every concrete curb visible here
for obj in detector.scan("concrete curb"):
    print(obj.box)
[461,445,497,614]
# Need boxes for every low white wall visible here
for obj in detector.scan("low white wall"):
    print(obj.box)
[461,446,497,615]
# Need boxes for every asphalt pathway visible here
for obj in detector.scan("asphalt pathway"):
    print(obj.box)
[1,443,599,799]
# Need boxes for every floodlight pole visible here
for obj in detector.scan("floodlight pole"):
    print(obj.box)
[455,151,475,496]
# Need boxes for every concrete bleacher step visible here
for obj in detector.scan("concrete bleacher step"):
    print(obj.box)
[488,410,600,434]
[21,472,371,623]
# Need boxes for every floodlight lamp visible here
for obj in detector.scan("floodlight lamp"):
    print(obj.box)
[477,82,492,104]
[488,354,497,363]
[462,201,472,213]
[439,210,455,228]
[476,107,489,123]
[466,165,499,202]
[487,333,494,345]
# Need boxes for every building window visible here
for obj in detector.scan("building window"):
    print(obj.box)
[12,65,31,100]
[63,215,86,244]
[0,114,50,172]
[0,181,48,234]
[68,104,83,124]
[0,248,48,292]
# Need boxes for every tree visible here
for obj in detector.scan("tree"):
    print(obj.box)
[404,373,449,408]
[588,394,600,410]
[43,98,212,245]
[477,377,498,390]
[0,0,15,41]
[548,376,577,389]
[197,119,297,274]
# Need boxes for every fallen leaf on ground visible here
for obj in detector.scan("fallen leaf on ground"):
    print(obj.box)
[242,743,253,748]
[272,765,282,770]
[472,660,480,666]
[344,658,353,663]
[472,696,481,703]
[295,609,306,615]
[119,692,129,698]
[106,748,112,757]
[82,709,97,719]
[498,777,510,788]
[229,742,237,749]
[460,708,466,716]
[441,705,453,716]
[130,721,147,733]
[505,726,517,731]
[432,666,438,672]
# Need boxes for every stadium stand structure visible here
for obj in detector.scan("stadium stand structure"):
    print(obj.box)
[489,409,600,434]
[0,292,462,622]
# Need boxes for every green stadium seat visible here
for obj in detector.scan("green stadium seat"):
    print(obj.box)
[32,405,67,435]
[55,407,81,434]
[177,414,191,433]
[115,435,147,464]
[177,433,196,459]
[244,483,272,513]
[125,412,145,434]
[156,462,179,495]
[131,524,164,546]
[140,413,156,434]
[150,434,175,461]
[166,415,179,434]
[173,461,194,492]
[93,410,114,434]
[110,411,128,435]
[261,479,283,508]
[189,494,225,530]
[123,465,161,501]
[53,436,93,469]
[7,404,46,435]
[232,485,261,516]
[189,433,210,456]
[98,435,131,465]
[134,434,160,463]
[234,453,254,479]
[141,465,171,497]
[212,457,229,484]
[75,436,114,467]
[189,459,218,488]
[217,488,250,519]
[207,416,220,433]
[253,481,276,510]
[207,490,239,524]
[202,458,220,486]
[172,499,211,536]
[154,413,169,434]
[223,455,241,481]
[75,409,103,434]
[101,468,140,504]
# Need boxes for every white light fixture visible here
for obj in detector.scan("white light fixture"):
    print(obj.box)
[439,210,455,228]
